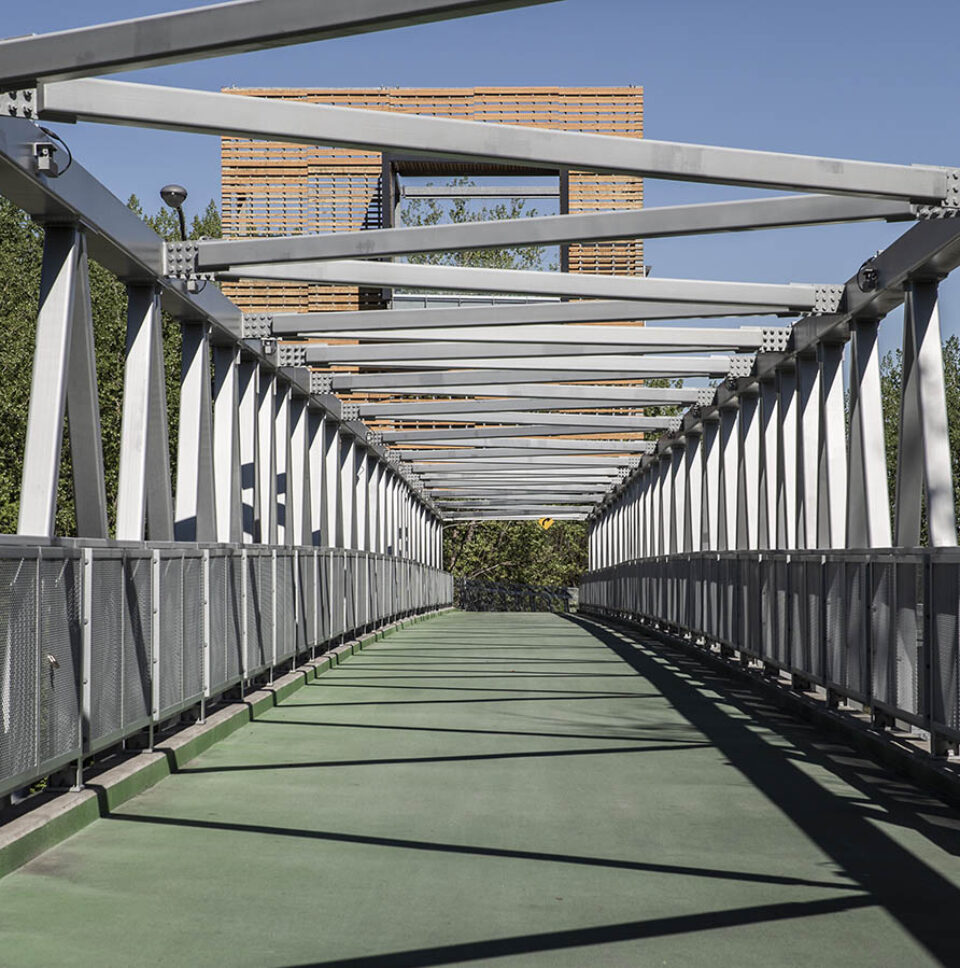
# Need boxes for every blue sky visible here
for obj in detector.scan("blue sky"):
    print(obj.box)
[7,0,960,352]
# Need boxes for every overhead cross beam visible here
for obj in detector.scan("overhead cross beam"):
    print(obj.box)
[35,79,957,203]
[357,384,703,404]
[0,0,556,87]
[380,412,675,434]
[376,414,675,432]
[303,330,773,364]
[357,392,700,417]
[267,300,787,335]
[410,459,635,470]
[395,440,656,458]
[326,358,737,386]
[303,323,777,346]
[218,258,835,310]
[196,195,915,268]
[383,423,664,442]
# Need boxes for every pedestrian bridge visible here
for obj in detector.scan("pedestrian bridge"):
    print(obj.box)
[3,610,959,968]
[3,2,960,964]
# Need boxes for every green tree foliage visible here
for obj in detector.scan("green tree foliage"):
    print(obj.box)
[880,334,960,540]
[400,176,554,275]
[0,195,221,536]
[443,520,587,586]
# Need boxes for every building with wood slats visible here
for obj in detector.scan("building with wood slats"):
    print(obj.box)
[220,86,644,315]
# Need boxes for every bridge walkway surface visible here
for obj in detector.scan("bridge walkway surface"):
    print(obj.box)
[2,611,960,967]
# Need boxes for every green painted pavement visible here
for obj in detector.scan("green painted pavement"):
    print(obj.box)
[2,611,960,967]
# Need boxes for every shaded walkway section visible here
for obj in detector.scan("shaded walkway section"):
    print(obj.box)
[2,612,960,967]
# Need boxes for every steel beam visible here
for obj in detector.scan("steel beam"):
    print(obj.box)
[175,322,217,542]
[38,79,954,203]
[330,363,730,391]
[0,0,554,87]
[401,185,559,198]
[269,300,783,335]
[436,495,600,503]
[237,359,260,542]
[422,474,620,482]
[354,384,702,405]
[395,441,654,458]
[303,330,771,363]
[321,354,739,374]
[384,424,666,443]
[308,323,774,347]
[846,319,891,547]
[225,259,830,309]
[375,412,675,431]
[18,225,82,538]
[409,458,634,469]
[895,281,958,547]
[430,485,608,493]
[116,285,174,541]
[443,512,584,520]
[199,195,914,268]
[65,239,110,539]
[358,396,691,418]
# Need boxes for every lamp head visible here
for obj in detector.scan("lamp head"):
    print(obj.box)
[160,184,188,209]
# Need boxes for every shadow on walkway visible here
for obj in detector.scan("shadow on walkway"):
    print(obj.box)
[564,614,960,966]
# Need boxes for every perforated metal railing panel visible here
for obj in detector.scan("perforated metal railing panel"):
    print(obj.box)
[89,555,124,750]
[0,543,450,800]
[581,550,960,748]
[0,557,37,789]
[158,555,185,718]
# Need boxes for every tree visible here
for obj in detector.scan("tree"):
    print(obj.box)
[400,176,554,273]
[0,195,221,536]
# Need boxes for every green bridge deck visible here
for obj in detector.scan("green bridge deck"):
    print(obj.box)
[2,612,960,967]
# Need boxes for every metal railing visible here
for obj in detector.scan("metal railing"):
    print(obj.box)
[454,579,572,612]
[0,540,452,800]
[580,551,960,754]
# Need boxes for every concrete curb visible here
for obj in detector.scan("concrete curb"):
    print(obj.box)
[0,606,455,880]
[578,609,960,810]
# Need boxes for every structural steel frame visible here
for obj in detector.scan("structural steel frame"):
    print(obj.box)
[2,0,960,762]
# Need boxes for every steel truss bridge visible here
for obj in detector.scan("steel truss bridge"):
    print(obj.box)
[2,2,960,963]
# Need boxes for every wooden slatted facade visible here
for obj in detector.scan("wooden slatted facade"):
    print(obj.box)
[220,86,644,314]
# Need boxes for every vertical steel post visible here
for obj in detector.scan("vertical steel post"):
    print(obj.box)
[175,322,216,541]
[656,454,670,556]
[66,232,109,539]
[237,357,260,543]
[288,389,311,547]
[896,280,958,546]
[339,435,356,549]
[256,369,278,545]
[846,318,891,547]
[701,417,720,551]
[116,284,173,541]
[354,446,368,552]
[19,225,81,536]
[685,432,703,553]
[214,344,244,544]
[716,404,739,551]
[669,442,686,555]
[274,382,292,546]
[736,390,760,549]
[323,419,340,547]
[757,376,778,550]
[775,367,798,549]
[308,407,325,545]
[795,352,820,549]
[817,341,847,549]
